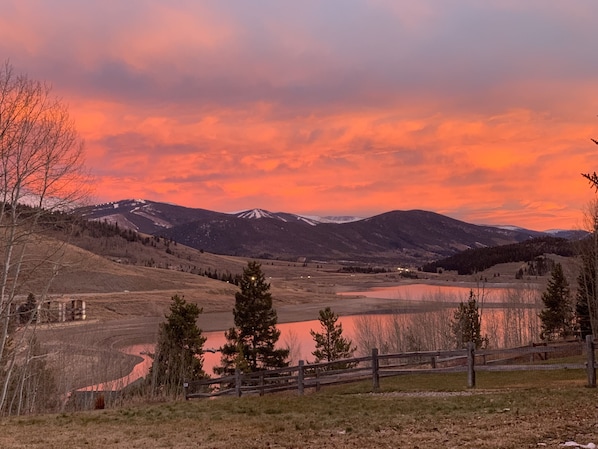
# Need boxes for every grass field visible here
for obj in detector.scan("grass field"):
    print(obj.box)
[1,370,596,448]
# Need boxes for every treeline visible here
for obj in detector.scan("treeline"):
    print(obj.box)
[337,266,419,279]
[338,266,391,274]
[169,264,241,286]
[421,236,579,275]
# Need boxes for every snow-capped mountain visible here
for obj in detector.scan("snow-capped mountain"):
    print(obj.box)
[230,209,362,226]
[234,208,278,220]
[74,199,563,265]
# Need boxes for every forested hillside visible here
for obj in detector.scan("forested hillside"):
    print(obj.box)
[421,236,579,275]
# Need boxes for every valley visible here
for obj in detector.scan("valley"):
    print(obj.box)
[14,203,577,403]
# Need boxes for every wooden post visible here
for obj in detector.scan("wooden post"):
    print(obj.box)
[586,335,596,388]
[430,356,436,369]
[298,360,304,396]
[235,369,242,397]
[259,372,265,396]
[183,382,189,400]
[467,342,476,388]
[372,348,380,392]
[315,366,321,392]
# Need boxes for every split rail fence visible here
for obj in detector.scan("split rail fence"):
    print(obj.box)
[184,334,597,399]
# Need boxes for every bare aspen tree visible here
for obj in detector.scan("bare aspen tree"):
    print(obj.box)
[0,61,88,414]
[576,199,598,338]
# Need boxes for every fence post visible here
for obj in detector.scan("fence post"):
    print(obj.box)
[315,366,321,392]
[467,342,476,388]
[259,372,265,396]
[183,381,189,400]
[235,368,242,397]
[372,348,380,392]
[298,360,305,396]
[586,335,596,388]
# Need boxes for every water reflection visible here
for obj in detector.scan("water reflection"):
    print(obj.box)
[78,344,154,392]
[337,282,536,302]
[95,283,543,385]
[203,283,543,374]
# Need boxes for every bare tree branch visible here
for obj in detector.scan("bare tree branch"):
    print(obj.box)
[0,60,90,415]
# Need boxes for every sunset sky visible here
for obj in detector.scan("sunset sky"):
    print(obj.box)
[2,1,598,230]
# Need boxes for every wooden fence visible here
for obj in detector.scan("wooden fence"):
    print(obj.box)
[184,335,597,399]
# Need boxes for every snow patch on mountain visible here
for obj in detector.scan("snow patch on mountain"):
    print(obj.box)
[301,215,365,224]
[91,213,139,231]
[231,209,364,225]
[235,209,279,220]
[494,225,525,231]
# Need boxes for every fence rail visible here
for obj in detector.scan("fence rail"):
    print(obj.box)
[184,335,597,399]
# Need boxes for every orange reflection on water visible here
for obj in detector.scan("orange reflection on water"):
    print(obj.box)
[79,344,154,392]
[86,284,543,386]
[203,316,377,375]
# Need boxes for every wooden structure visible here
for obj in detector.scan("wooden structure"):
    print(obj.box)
[184,336,597,399]
[34,298,86,323]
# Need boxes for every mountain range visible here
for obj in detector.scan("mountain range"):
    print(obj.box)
[76,199,584,266]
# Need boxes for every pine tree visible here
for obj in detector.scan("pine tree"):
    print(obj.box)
[17,293,37,325]
[215,261,288,375]
[539,263,573,340]
[310,307,356,369]
[149,295,206,397]
[451,290,488,349]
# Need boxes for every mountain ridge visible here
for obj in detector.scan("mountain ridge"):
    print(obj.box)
[76,199,579,265]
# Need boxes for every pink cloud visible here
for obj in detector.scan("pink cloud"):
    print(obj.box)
[0,1,597,230]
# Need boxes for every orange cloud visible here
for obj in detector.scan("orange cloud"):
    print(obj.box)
[1,1,597,231]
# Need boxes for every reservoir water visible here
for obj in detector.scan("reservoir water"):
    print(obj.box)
[202,282,543,374]
[93,282,543,388]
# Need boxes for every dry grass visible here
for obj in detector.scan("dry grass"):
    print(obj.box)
[8,233,595,448]
[0,371,596,448]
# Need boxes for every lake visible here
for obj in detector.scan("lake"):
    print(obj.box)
[202,282,543,374]
[92,282,543,388]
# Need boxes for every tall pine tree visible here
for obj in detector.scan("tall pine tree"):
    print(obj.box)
[451,290,488,349]
[539,263,573,340]
[215,261,288,375]
[149,295,207,397]
[310,307,356,370]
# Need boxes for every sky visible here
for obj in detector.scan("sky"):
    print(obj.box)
[2,1,598,231]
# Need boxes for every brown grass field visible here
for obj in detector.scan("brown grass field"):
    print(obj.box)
[1,370,596,448]
[15,233,595,449]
